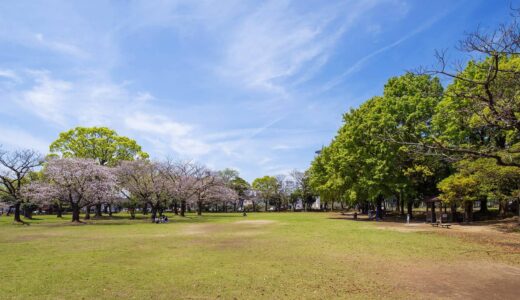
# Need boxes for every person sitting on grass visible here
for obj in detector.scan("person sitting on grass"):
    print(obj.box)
[163,216,168,223]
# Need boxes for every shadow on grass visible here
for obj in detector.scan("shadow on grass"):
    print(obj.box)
[15,212,248,227]
[328,212,427,224]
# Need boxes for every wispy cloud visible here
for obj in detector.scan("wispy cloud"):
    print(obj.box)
[0,69,20,82]
[0,0,478,181]
[219,0,375,93]
[34,33,89,59]
[320,7,454,93]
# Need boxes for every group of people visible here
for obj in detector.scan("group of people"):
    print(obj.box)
[154,215,169,224]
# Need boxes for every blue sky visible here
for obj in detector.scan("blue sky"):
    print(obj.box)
[0,0,515,181]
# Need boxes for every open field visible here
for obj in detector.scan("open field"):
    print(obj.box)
[1,213,519,299]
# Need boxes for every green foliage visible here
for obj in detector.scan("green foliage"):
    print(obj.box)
[218,168,250,197]
[229,176,250,197]
[49,126,149,166]
[308,73,446,207]
[252,175,278,201]
[438,173,479,204]
[439,158,520,206]
[432,55,520,166]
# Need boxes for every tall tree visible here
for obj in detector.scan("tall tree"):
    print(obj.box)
[49,126,149,166]
[252,176,278,211]
[290,170,313,211]
[50,126,148,217]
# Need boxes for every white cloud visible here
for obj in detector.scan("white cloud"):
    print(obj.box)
[34,33,89,59]
[0,69,20,82]
[0,126,49,152]
[124,112,211,157]
[18,71,71,126]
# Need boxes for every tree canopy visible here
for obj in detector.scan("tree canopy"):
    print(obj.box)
[49,126,149,166]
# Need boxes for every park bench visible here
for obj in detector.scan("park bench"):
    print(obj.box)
[430,221,451,229]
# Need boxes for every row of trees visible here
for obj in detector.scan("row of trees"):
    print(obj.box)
[25,157,239,222]
[0,126,320,223]
[0,127,246,223]
[308,10,520,222]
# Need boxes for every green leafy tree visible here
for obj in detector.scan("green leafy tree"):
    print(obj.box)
[252,176,278,211]
[309,73,445,219]
[50,126,149,166]
[218,168,250,211]
[438,173,479,223]
[49,126,148,217]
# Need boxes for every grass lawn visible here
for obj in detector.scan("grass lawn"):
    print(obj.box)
[0,213,518,299]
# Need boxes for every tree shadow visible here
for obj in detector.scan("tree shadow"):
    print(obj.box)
[328,212,427,224]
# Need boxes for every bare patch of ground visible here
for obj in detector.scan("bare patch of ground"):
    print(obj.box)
[3,232,65,243]
[396,261,520,299]
[180,219,277,237]
[180,223,221,236]
[373,220,520,255]
[234,220,277,225]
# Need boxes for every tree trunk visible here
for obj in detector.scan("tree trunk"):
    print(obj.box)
[499,201,506,217]
[108,204,113,216]
[180,200,186,217]
[463,201,473,223]
[129,208,136,219]
[143,203,148,215]
[395,193,400,213]
[431,202,436,223]
[331,202,335,211]
[71,203,80,222]
[95,203,102,217]
[14,202,22,223]
[479,198,488,213]
[103,205,108,214]
[233,201,237,212]
[197,201,203,216]
[407,201,413,219]
[252,201,256,212]
[265,200,268,212]
[376,195,383,220]
[450,203,457,222]
[173,202,179,215]
[56,203,63,218]
[85,206,91,220]
[517,199,520,225]
[151,206,157,221]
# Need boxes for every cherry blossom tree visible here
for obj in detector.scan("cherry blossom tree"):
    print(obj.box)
[116,160,169,221]
[24,158,117,222]
[0,147,43,222]
[206,183,238,211]
[165,161,205,216]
